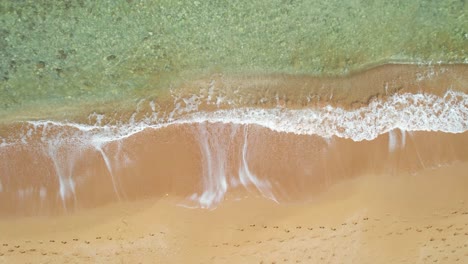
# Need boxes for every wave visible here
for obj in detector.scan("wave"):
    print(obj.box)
[9,89,466,143]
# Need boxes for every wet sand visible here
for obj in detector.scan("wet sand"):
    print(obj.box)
[1,125,467,216]
[1,161,468,263]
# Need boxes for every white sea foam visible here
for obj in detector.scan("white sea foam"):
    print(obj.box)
[39,187,47,200]
[388,129,406,152]
[1,90,467,209]
[238,126,278,203]
[16,90,467,145]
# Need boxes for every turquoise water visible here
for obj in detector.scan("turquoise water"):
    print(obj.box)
[0,0,467,120]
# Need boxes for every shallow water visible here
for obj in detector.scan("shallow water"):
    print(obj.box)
[1,0,467,117]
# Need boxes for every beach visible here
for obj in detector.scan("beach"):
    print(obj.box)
[0,62,467,262]
[1,0,467,262]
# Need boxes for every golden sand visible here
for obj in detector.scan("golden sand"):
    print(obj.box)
[1,162,468,263]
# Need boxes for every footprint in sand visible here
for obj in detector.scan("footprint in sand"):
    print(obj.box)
[49,240,55,243]
[73,238,79,241]
[61,241,67,244]
[96,237,101,240]
[2,244,7,246]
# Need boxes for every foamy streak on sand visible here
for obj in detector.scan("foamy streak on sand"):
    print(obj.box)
[184,125,278,209]
[188,123,231,208]
[1,90,467,209]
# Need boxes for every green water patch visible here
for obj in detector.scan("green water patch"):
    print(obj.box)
[0,0,467,119]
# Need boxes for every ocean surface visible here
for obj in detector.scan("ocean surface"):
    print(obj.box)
[0,0,467,215]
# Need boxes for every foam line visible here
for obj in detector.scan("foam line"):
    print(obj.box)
[19,90,467,145]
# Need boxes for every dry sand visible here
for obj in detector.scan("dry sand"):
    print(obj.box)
[1,161,468,264]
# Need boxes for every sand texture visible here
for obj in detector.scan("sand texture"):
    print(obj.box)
[1,161,468,263]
